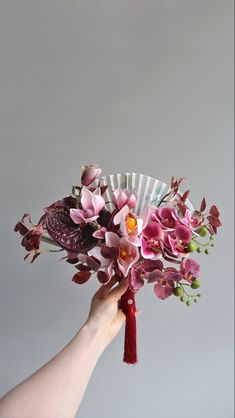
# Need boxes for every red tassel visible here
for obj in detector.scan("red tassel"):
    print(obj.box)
[120,287,138,365]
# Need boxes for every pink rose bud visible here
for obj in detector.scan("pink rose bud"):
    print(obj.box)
[81,164,102,186]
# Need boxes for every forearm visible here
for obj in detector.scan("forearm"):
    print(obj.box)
[0,321,105,418]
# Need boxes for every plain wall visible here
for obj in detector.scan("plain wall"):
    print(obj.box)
[0,1,234,418]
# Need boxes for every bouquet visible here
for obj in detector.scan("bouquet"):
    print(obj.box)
[14,164,222,364]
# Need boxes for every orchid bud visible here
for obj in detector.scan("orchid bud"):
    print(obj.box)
[81,164,102,186]
[173,286,184,297]
[205,249,209,255]
[186,300,191,307]
[191,279,201,289]
[187,241,197,252]
[180,295,187,302]
[197,226,208,237]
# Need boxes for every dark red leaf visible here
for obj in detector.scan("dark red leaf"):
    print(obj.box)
[97,270,109,283]
[72,270,91,284]
[66,258,79,264]
[181,190,190,202]
[101,244,119,259]
[31,252,41,263]
[74,263,91,271]
[86,256,101,271]
[207,215,222,227]
[14,221,29,235]
[200,197,206,212]
[209,205,220,217]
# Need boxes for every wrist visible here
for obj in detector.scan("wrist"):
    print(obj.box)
[77,319,108,358]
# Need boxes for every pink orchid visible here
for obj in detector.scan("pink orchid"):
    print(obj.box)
[140,221,163,260]
[129,259,164,292]
[70,188,105,225]
[177,208,204,231]
[129,264,145,292]
[92,226,107,239]
[167,225,192,256]
[153,205,180,230]
[81,164,102,186]
[180,258,200,284]
[88,231,139,280]
[113,205,143,246]
[147,267,182,300]
[112,188,137,210]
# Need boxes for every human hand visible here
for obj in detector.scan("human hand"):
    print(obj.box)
[85,276,136,351]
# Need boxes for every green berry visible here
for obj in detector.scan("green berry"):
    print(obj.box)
[205,249,209,255]
[180,295,187,302]
[173,286,184,297]
[197,247,202,253]
[197,226,208,237]
[186,300,191,307]
[191,279,201,289]
[187,241,198,252]
[197,293,202,298]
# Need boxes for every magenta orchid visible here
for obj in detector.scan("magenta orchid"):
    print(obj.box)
[140,221,163,259]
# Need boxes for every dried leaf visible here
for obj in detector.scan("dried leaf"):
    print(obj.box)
[200,197,206,212]
[72,270,91,284]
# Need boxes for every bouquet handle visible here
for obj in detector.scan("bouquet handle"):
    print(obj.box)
[120,286,138,365]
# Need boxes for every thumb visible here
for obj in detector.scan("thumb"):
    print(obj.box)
[107,277,129,302]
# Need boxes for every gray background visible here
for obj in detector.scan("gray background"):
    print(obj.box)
[0,1,234,417]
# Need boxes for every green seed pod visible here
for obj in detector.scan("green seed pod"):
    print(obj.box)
[180,295,187,302]
[197,247,202,253]
[205,249,209,255]
[187,241,197,252]
[191,279,201,289]
[173,286,184,297]
[198,226,208,237]
[186,300,191,307]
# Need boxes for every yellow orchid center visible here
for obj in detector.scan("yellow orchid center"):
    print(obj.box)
[120,249,128,260]
[125,214,137,233]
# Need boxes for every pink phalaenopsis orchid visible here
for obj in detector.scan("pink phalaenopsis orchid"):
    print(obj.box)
[70,188,105,225]
[180,258,200,283]
[140,221,163,260]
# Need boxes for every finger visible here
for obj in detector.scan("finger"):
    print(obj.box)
[107,277,129,302]
[93,275,118,299]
